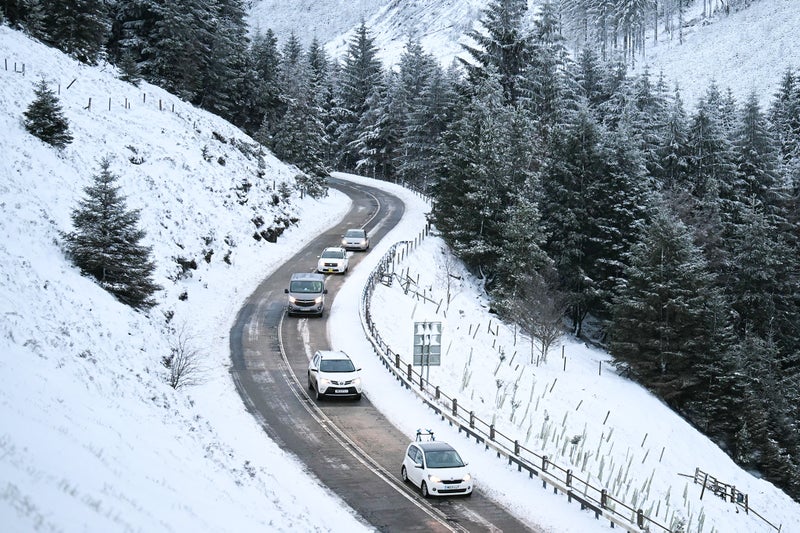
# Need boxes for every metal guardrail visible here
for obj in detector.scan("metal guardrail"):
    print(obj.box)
[358,236,672,533]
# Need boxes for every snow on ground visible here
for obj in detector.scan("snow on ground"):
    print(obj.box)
[251,0,800,110]
[2,19,800,533]
[0,25,367,532]
[631,0,800,109]
[329,174,800,533]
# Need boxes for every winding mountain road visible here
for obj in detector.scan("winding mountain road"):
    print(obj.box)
[229,176,538,532]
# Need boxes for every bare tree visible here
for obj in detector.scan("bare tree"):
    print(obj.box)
[505,269,567,365]
[162,324,206,389]
[436,248,462,312]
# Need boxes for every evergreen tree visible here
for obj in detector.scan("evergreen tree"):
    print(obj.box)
[270,38,329,179]
[23,79,73,148]
[334,20,384,171]
[199,0,250,122]
[431,70,514,286]
[38,0,109,64]
[540,101,603,334]
[461,0,531,105]
[656,87,691,190]
[351,76,401,181]
[610,206,726,409]
[247,29,283,136]
[144,0,215,102]
[64,159,160,310]
[527,1,572,129]
[393,39,438,187]
[733,92,782,209]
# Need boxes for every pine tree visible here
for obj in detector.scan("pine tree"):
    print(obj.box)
[610,205,726,409]
[461,0,531,105]
[23,79,73,148]
[64,159,160,310]
[431,69,514,286]
[39,0,109,64]
[334,20,384,171]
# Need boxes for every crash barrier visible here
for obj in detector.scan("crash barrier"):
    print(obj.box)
[359,237,671,533]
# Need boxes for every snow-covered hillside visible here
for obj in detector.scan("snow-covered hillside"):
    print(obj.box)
[0,25,368,531]
[249,0,800,108]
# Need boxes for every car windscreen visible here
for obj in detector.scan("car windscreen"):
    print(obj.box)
[321,249,344,258]
[424,449,465,468]
[289,280,323,293]
[319,359,356,372]
[345,230,365,238]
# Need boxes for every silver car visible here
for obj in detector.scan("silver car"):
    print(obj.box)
[341,228,369,251]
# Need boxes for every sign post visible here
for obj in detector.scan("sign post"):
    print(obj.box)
[413,321,442,384]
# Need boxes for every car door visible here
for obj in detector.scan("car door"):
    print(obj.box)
[309,353,320,384]
[406,446,423,487]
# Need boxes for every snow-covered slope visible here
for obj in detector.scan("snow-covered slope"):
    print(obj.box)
[0,26,367,531]
[249,0,800,108]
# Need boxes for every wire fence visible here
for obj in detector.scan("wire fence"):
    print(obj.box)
[4,57,180,115]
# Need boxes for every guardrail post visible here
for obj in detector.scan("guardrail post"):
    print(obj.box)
[469,411,475,429]
[435,386,440,400]
[637,509,644,528]
[490,424,495,441]
[600,488,608,508]
[514,440,520,455]
[542,455,549,471]
[452,398,457,416]
[395,353,400,368]
[419,373,424,390]
[407,363,412,381]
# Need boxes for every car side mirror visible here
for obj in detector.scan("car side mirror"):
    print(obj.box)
[323,288,328,294]
[284,288,289,294]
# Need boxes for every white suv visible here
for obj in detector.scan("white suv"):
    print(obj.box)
[401,432,473,497]
[317,246,349,274]
[307,350,362,400]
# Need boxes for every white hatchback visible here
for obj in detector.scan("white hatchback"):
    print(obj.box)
[401,437,473,497]
[307,350,362,400]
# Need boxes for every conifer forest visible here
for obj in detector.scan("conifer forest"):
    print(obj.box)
[2,0,798,502]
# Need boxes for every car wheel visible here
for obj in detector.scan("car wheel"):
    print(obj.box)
[307,373,313,391]
[421,481,430,498]
[401,465,408,483]
[315,387,323,401]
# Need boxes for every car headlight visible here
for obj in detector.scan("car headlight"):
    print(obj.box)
[353,377,362,386]
[288,296,297,303]
[427,475,442,484]
[314,296,323,304]
[462,474,471,482]
[320,378,331,385]
[341,239,347,245]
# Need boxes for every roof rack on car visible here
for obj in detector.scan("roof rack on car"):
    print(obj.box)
[415,429,435,442]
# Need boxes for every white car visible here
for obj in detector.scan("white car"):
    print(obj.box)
[307,350,362,400]
[317,246,349,274]
[401,435,473,497]
[341,228,369,251]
